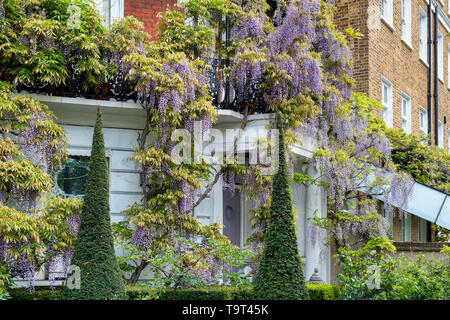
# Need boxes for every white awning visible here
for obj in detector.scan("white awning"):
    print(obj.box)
[366,172,450,230]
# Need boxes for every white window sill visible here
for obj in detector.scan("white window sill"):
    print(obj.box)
[438,77,445,84]
[381,17,395,32]
[402,39,414,51]
[419,57,429,68]
[401,39,414,51]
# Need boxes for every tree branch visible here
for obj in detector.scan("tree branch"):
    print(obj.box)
[187,105,250,214]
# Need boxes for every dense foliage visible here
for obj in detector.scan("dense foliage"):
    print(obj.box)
[0,82,81,292]
[337,238,450,300]
[253,116,308,300]
[63,109,125,300]
[7,283,340,300]
[0,0,439,297]
[0,0,109,90]
[115,234,253,292]
[387,129,450,241]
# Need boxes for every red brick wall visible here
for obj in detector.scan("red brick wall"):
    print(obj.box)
[124,0,177,37]
[334,0,450,151]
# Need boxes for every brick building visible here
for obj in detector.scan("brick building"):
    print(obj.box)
[94,0,177,36]
[333,0,450,246]
[334,0,449,150]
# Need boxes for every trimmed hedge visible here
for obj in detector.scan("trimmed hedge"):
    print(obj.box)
[9,287,63,300]
[8,283,339,300]
[127,286,254,300]
[306,284,340,300]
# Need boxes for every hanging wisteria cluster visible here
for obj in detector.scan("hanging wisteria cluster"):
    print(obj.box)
[0,85,82,291]
[224,0,416,253]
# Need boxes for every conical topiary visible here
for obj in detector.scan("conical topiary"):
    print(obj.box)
[63,107,126,300]
[253,114,309,300]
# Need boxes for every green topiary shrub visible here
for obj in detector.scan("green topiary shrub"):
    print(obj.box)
[63,107,126,300]
[306,283,339,300]
[253,115,309,300]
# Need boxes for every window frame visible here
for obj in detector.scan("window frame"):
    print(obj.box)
[401,213,411,242]
[401,0,412,46]
[448,128,450,153]
[419,8,428,64]
[381,0,394,29]
[437,31,444,81]
[438,120,444,148]
[95,0,124,27]
[418,217,428,242]
[419,106,428,135]
[400,93,412,134]
[448,44,450,90]
[381,77,393,127]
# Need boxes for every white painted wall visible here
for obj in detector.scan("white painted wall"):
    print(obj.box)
[16,96,331,285]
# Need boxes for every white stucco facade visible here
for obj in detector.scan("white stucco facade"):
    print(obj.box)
[16,94,330,286]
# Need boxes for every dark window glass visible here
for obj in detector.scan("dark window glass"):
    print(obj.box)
[55,156,90,197]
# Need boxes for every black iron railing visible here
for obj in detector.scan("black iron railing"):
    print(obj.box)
[0,58,268,113]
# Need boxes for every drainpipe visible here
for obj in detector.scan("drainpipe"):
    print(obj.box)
[427,4,432,142]
[433,5,439,146]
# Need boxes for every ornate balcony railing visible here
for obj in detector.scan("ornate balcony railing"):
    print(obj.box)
[0,58,268,113]
[0,64,138,103]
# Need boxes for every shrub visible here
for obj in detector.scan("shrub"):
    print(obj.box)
[0,264,13,300]
[8,287,63,300]
[62,108,126,300]
[253,116,309,300]
[337,237,450,300]
[127,286,254,301]
[306,283,340,300]
[8,284,339,300]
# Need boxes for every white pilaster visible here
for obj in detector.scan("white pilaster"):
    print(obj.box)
[304,164,322,282]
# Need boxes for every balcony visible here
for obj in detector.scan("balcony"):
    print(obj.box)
[0,59,269,114]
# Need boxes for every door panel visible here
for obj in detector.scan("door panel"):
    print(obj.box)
[223,189,241,247]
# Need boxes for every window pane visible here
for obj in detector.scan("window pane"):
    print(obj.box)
[402,119,407,131]
[55,156,90,197]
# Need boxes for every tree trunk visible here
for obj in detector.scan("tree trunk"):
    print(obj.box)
[127,260,149,285]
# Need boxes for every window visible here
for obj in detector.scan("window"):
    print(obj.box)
[419,107,428,135]
[380,205,393,240]
[54,156,90,199]
[381,0,394,27]
[401,0,412,46]
[448,129,450,153]
[401,94,411,133]
[381,78,393,127]
[438,120,444,148]
[419,8,428,63]
[418,218,428,242]
[401,213,411,242]
[95,0,124,27]
[437,31,444,81]
[448,45,450,89]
